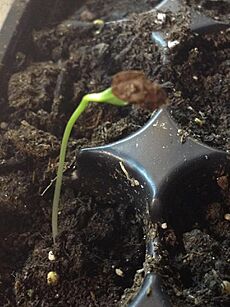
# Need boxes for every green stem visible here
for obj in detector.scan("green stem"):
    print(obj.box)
[51,88,127,243]
[52,96,89,243]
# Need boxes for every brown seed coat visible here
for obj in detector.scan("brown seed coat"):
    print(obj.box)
[112,70,167,111]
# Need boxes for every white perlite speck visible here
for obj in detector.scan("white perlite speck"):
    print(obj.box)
[48,251,56,261]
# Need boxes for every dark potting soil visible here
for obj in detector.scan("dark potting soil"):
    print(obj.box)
[14,192,145,306]
[167,29,230,152]
[0,1,229,306]
[155,177,230,307]
[71,0,158,22]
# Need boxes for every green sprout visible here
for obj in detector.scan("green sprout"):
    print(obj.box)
[52,87,127,242]
[51,70,167,243]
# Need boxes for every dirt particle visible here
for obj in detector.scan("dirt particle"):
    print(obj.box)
[224,213,230,221]
[194,117,205,126]
[115,268,124,277]
[48,251,56,261]
[221,280,230,294]
[0,122,8,129]
[156,12,166,24]
[217,175,229,191]
[47,271,59,286]
[146,287,152,296]
[27,289,34,298]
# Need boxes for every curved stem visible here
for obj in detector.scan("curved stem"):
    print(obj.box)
[51,88,127,243]
[52,97,89,243]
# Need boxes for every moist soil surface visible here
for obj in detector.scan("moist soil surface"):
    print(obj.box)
[71,0,159,22]
[167,27,230,152]
[184,0,230,22]
[0,0,229,306]
[155,176,230,307]
[14,193,145,306]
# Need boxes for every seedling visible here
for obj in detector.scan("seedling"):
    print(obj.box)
[52,88,127,242]
[52,71,167,243]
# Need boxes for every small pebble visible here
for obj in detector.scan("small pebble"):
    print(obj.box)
[93,19,104,35]
[146,287,152,296]
[194,117,205,126]
[168,40,180,49]
[71,171,78,180]
[93,19,104,26]
[14,280,21,291]
[136,268,144,274]
[47,271,59,286]
[224,213,230,221]
[221,280,230,294]
[0,122,8,129]
[115,268,124,277]
[27,289,34,298]
[48,251,56,261]
[174,91,182,97]
[161,222,167,229]
[156,12,166,24]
